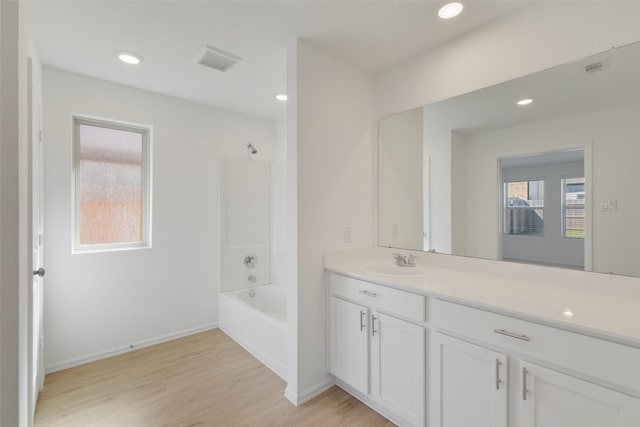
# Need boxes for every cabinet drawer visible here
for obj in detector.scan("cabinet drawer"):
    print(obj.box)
[432,299,640,393]
[329,273,425,322]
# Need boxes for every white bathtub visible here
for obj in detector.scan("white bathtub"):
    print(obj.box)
[219,284,287,380]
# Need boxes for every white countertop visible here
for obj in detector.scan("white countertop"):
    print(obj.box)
[325,256,640,348]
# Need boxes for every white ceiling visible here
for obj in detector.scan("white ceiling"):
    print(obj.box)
[24,0,530,120]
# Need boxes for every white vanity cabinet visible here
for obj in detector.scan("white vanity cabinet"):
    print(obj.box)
[430,332,508,427]
[520,362,640,427]
[328,297,369,395]
[326,263,640,427]
[430,299,640,427]
[370,311,425,425]
[328,273,426,427]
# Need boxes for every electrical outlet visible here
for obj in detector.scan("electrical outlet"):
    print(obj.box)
[392,224,399,238]
[343,226,352,244]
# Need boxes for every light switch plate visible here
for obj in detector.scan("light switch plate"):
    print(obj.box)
[601,200,618,211]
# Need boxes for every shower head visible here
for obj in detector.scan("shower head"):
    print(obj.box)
[247,143,257,155]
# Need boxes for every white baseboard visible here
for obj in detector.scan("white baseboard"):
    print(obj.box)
[45,323,217,373]
[284,387,297,405]
[284,376,335,406]
[335,380,406,427]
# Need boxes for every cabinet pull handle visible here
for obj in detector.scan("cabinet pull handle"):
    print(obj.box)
[493,328,531,342]
[495,359,502,390]
[359,310,366,331]
[372,315,378,337]
[522,367,528,400]
[359,290,377,298]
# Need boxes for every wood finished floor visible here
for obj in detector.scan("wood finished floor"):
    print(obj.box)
[35,329,395,427]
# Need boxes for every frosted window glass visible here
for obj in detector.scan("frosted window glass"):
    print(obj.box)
[76,123,146,246]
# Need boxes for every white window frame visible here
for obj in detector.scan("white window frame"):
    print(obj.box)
[561,176,585,239]
[72,114,153,253]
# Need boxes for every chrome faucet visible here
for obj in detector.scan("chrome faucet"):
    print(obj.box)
[392,253,416,267]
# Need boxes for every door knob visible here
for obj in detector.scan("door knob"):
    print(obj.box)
[33,267,45,277]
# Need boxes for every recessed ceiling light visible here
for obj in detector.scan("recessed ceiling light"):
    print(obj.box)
[516,98,534,106]
[117,51,142,65]
[275,94,288,101]
[563,309,574,318]
[438,2,464,19]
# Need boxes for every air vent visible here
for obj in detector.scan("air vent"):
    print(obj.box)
[195,45,241,72]
[582,58,609,74]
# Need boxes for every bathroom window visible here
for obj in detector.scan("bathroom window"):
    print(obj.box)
[562,177,585,238]
[72,116,152,252]
[504,180,544,236]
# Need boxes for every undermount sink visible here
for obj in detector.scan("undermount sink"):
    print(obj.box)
[362,263,426,277]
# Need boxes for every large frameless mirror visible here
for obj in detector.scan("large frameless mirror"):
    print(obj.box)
[378,41,640,277]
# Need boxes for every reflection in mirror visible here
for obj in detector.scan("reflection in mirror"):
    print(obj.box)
[378,108,425,251]
[378,41,640,277]
[500,149,584,269]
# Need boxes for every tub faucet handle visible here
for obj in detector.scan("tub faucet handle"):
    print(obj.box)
[244,254,257,268]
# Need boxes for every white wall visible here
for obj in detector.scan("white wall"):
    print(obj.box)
[583,104,640,276]
[42,68,276,371]
[286,40,373,403]
[285,41,299,400]
[378,108,423,250]
[423,125,452,254]
[271,119,287,286]
[219,158,271,291]
[450,130,468,255]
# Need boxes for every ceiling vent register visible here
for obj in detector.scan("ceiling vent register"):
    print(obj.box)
[195,45,242,72]
[582,58,609,74]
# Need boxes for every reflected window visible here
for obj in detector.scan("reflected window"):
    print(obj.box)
[562,177,585,238]
[504,180,544,236]
[73,116,152,252]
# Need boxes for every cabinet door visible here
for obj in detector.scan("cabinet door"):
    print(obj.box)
[520,361,640,427]
[329,297,369,395]
[371,311,425,427]
[430,332,508,427]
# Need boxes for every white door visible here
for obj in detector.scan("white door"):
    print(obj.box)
[370,312,425,427]
[520,361,640,427]
[328,297,369,395]
[430,332,508,427]
[28,57,45,420]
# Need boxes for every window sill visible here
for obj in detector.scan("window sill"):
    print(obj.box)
[72,243,151,255]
